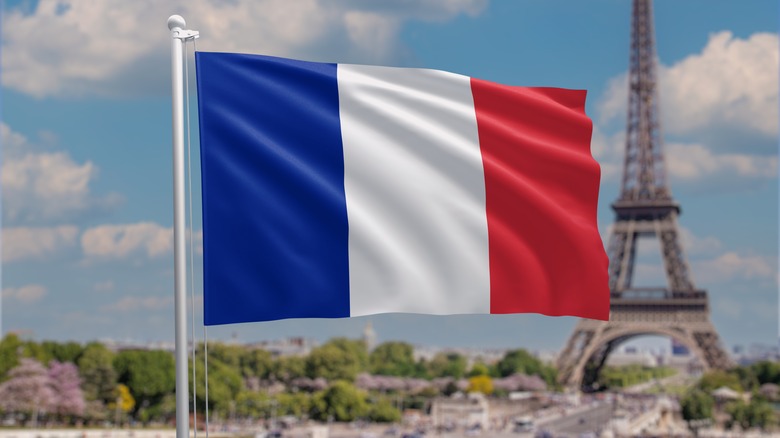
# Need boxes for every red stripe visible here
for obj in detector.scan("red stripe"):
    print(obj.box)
[470,78,609,320]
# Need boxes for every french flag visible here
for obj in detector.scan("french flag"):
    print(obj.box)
[196,52,609,326]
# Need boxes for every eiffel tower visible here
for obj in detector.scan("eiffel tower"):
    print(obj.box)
[556,0,732,390]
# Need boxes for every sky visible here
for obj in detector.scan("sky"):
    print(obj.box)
[0,0,777,354]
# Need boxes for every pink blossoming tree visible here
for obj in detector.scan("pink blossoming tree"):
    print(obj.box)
[48,360,86,417]
[0,358,55,425]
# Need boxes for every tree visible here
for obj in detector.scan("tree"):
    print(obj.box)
[697,370,743,392]
[467,375,493,395]
[48,360,85,418]
[41,341,84,364]
[680,389,714,421]
[241,348,273,379]
[495,349,557,387]
[598,365,675,389]
[236,391,271,419]
[752,361,780,385]
[272,356,306,382]
[116,384,136,413]
[77,342,117,404]
[731,365,759,392]
[468,363,490,377]
[427,352,467,379]
[113,350,175,412]
[370,342,416,376]
[22,341,53,365]
[368,397,401,423]
[727,398,776,430]
[0,358,55,424]
[205,343,244,369]
[191,357,243,416]
[141,393,174,424]
[306,339,368,381]
[310,381,368,422]
[329,338,369,369]
[276,392,312,418]
[0,333,22,380]
[110,384,135,425]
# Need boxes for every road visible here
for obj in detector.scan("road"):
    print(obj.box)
[537,402,614,436]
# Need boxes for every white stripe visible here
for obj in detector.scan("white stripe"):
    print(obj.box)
[338,64,490,316]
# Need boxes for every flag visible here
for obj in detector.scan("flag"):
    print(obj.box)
[196,51,609,326]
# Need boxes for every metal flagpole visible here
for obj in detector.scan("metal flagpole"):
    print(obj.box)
[168,15,198,438]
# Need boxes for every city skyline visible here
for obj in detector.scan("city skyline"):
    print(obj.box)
[1,0,777,352]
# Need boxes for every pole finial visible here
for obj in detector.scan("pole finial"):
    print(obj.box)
[168,15,186,31]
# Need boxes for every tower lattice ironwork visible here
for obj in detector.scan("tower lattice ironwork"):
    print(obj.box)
[556,0,732,390]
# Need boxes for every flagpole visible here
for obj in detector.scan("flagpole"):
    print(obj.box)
[168,15,197,438]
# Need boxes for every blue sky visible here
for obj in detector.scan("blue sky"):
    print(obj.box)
[1,0,777,353]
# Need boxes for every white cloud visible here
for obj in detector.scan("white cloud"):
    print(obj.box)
[666,142,777,180]
[81,222,172,260]
[1,123,119,224]
[3,284,48,303]
[1,0,487,98]
[595,32,778,190]
[2,225,79,263]
[662,32,779,140]
[594,138,777,188]
[678,227,722,256]
[599,31,778,142]
[0,123,26,151]
[694,252,775,283]
[591,127,623,182]
[102,295,172,312]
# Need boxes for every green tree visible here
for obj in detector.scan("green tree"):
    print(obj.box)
[21,341,52,365]
[731,366,759,392]
[113,350,175,412]
[141,394,176,424]
[427,352,467,379]
[41,341,84,364]
[598,365,675,389]
[468,362,490,377]
[752,361,780,385]
[206,343,244,369]
[236,391,271,418]
[495,349,558,387]
[306,338,367,381]
[272,356,306,382]
[727,398,776,430]
[368,397,401,423]
[311,381,368,422]
[191,357,243,416]
[370,342,416,376]
[746,399,777,429]
[78,342,117,404]
[496,349,542,377]
[0,333,22,380]
[241,348,273,379]
[680,389,714,421]
[276,392,312,418]
[698,370,743,392]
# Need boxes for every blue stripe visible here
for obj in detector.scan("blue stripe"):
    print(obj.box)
[196,52,350,325]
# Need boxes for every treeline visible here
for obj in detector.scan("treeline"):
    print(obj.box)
[0,334,556,425]
[597,364,676,388]
[680,361,780,431]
